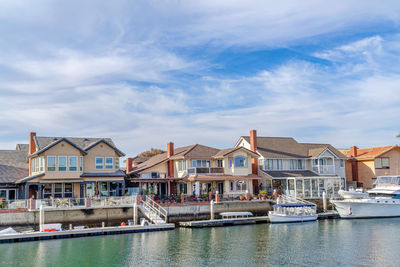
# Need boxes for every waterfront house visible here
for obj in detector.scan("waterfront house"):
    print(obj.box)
[126,143,260,197]
[16,132,126,199]
[235,130,347,199]
[0,144,29,200]
[338,145,400,188]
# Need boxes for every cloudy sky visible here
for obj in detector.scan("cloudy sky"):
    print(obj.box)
[1,0,400,157]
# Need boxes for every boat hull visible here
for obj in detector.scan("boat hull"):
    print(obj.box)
[268,213,317,223]
[331,199,400,218]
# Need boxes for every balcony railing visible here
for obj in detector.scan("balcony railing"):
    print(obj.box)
[312,165,335,175]
[188,167,224,175]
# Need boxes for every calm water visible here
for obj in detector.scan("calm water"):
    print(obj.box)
[1,219,400,267]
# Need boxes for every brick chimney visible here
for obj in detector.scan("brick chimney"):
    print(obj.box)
[29,132,36,175]
[249,130,258,175]
[29,132,36,155]
[167,142,174,178]
[350,146,358,157]
[126,157,133,174]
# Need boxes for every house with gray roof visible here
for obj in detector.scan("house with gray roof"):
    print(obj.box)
[17,132,125,200]
[126,142,259,197]
[235,130,347,199]
[0,148,29,200]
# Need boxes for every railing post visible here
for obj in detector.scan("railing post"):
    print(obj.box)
[133,202,138,225]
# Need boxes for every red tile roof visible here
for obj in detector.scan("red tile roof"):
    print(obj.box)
[339,145,399,160]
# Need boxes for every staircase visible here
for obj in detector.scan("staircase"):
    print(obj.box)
[138,196,168,224]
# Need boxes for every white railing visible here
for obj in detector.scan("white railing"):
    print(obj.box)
[312,165,335,174]
[0,200,27,210]
[34,196,137,210]
[140,196,168,224]
[277,194,315,205]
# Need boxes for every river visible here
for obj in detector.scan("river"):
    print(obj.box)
[1,218,400,266]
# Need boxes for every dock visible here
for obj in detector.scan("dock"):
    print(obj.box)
[0,224,175,243]
[178,216,270,228]
[318,211,339,220]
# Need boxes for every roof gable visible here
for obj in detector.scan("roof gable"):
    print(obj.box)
[340,145,399,160]
[84,139,125,157]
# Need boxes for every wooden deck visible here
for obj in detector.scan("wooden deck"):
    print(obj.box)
[178,216,270,228]
[0,224,175,243]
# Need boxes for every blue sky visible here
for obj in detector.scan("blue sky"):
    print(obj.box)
[0,0,400,156]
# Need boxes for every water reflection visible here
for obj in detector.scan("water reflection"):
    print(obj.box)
[2,219,400,266]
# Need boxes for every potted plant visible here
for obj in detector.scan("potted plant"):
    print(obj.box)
[260,190,267,200]
[239,194,244,201]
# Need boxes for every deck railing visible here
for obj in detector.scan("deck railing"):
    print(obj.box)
[188,167,224,175]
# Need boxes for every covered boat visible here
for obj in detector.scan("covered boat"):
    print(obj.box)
[269,199,317,223]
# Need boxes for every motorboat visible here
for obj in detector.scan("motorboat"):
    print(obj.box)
[331,176,400,218]
[338,187,368,199]
[268,194,317,223]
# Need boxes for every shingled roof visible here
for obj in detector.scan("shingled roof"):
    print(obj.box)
[240,136,346,159]
[0,150,29,184]
[130,144,259,174]
[31,136,125,157]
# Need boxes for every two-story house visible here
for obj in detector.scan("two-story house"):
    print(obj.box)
[126,143,259,197]
[0,144,29,201]
[235,130,347,199]
[339,145,400,188]
[16,132,126,199]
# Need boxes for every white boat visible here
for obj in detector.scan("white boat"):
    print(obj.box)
[268,194,318,223]
[338,188,368,199]
[331,176,400,218]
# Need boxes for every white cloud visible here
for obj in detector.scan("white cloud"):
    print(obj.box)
[0,2,400,155]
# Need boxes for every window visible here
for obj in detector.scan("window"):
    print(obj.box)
[54,184,63,197]
[47,156,56,171]
[105,157,113,169]
[43,184,52,198]
[80,156,83,171]
[40,156,44,172]
[141,173,150,179]
[178,184,187,194]
[234,156,247,168]
[230,180,247,192]
[229,158,233,168]
[340,159,345,168]
[178,160,187,171]
[217,160,223,168]
[64,183,73,198]
[192,160,210,168]
[32,157,39,172]
[100,182,108,196]
[96,157,104,169]
[58,156,67,171]
[290,159,305,170]
[151,172,159,178]
[115,158,119,169]
[375,158,389,169]
[264,159,283,170]
[69,156,77,171]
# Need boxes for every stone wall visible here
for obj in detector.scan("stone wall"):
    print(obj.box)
[0,200,274,228]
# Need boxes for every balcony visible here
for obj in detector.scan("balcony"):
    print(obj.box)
[188,167,224,176]
[312,165,335,175]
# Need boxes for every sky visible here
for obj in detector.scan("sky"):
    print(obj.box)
[1,0,400,157]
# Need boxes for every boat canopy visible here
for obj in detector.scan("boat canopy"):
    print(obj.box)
[273,203,315,208]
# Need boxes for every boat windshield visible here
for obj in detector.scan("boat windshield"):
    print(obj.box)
[373,176,400,186]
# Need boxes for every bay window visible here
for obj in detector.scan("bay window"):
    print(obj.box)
[234,156,247,168]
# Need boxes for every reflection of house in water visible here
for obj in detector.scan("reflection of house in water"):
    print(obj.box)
[235,130,347,199]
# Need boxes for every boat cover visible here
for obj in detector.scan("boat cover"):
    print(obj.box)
[273,203,315,208]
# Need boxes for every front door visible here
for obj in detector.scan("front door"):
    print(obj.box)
[29,185,38,199]
[217,182,224,194]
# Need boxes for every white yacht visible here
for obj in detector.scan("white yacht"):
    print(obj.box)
[331,176,400,218]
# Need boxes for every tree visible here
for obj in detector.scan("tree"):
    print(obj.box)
[397,133,400,138]
[137,148,166,158]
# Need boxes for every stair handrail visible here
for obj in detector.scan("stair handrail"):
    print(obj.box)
[140,196,168,223]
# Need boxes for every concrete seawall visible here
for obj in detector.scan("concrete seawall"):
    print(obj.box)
[0,200,274,228]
